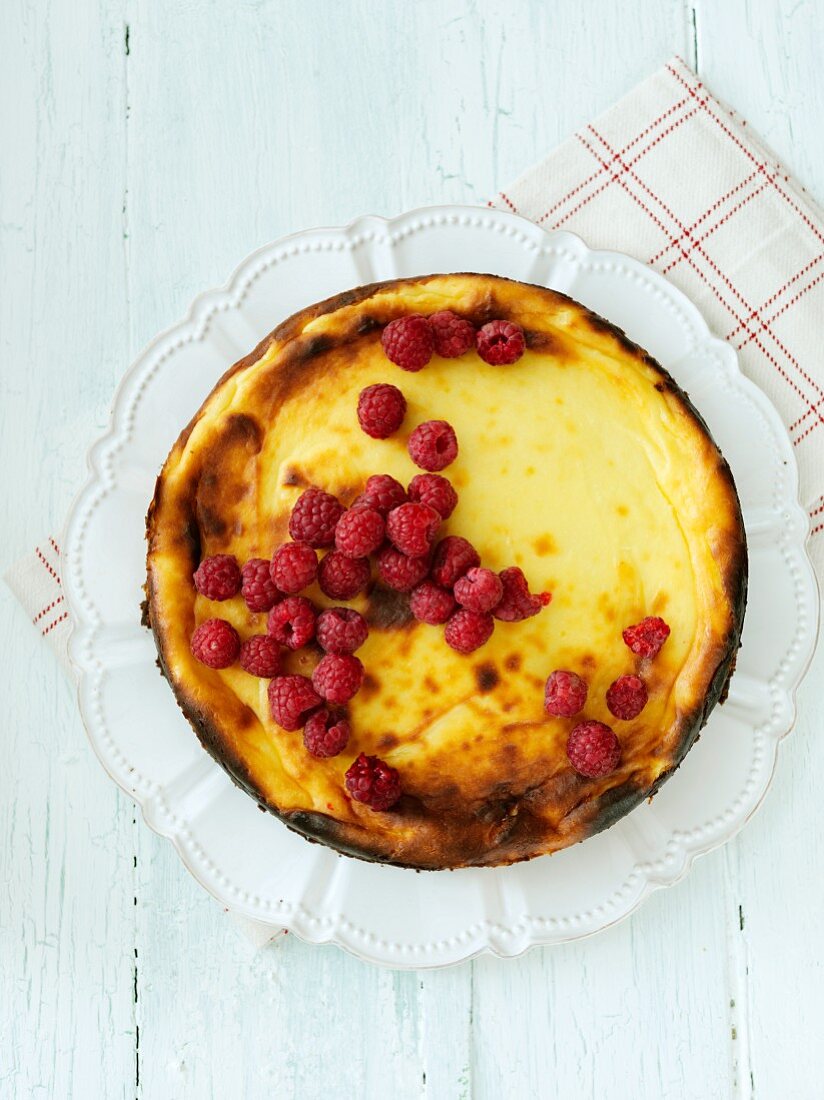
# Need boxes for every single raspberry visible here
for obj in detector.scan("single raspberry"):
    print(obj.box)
[193,554,241,601]
[357,383,407,439]
[267,596,317,650]
[318,551,371,600]
[268,675,322,731]
[380,314,434,372]
[239,634,282,678]
[316,607,369,654]
[407,473,458,520]
[240,558,280,613]
[429,310,476,358]
[312,653,364,704]
[352,473,408,516]
[493,567,552,622]
[544,670,588,718]
[444,609,494,654]
[335,506,385,558]
[345,752,402,811]
[606,674,649,720]
[386,502,441,557]
[190,618,240,669]
[288,487,344,548]
[409,581,456,625]
[375,544,431,591]
[430,536,480,589]
[303,708,351,758]
[270,541,318,595]
[622,616,671,659]
[476,319,526,365]
[408,419,458,472]
[567,721,621,778]
[454,567,503,613]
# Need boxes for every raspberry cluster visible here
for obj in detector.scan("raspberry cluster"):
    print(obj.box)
[378,310,526,373]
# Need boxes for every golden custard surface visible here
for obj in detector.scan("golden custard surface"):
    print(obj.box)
[146,274,746,868]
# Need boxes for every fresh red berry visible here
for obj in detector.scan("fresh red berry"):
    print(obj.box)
[268,675,322,731]
[386,502,441,557]
[240,558,280,612]
[622,616,671,659]
[357,383,407,438]
[345,752,402,811]
[312,653,364,704]
[193,555,241,601]
[407,473,458,520]
[476,319,526,365]
[239,634,282,677]
[335,507,385,558]
[408,419,458,472]
[318,551,371,600]
[493,567,552,622]
[444,609,494,654]
[352,473,408,516]
[544,670,588,717]
[375,545,431,591]
[270,541,318,595]
[303,708,351,758]
[566,721,621,778]
[430,536,480,589]
[190,618,240,669]
[429,310,476,358]
[316,607,369,654]
[454,567,503,613]
[267,596,317,649]
[409,581,456,625]
[606,674,649,720]
[288,487,344,548]
[381,314,434,372]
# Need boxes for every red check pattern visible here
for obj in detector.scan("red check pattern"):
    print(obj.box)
[492,56,824,577]
[4,535,70,669]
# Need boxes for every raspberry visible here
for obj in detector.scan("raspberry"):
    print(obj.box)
[190,618,240,669]
[430,536,480,589]
[240,558,280,613]
[566,721,621,778]
[193,555,241,601]
[239,634,282,677]
[476,319,526,365]
[318,551,371,600]
[303,708,351,758]
[380,314,434,372]
[622,616,671,659]
[409,581,455,625]
[493,567,551,622]
[454,567,503,613]
[429,310,476,358]
[270,541,318,595]
[268,675,322,731]
[444,609,494,654]
[288,487,344,548]
[353,473,408,516]
[267,596,317,650]
[408,419,458,472]
[316,607,369,654]
[345,753,402,811]
[375,544,431,591]
[606,674,649,720]
[544,670,588,718]
[312,653,364,704]
[386,502,441,557]
[335,506,385,558]
[357,383,407,439]
[407,473,458,520]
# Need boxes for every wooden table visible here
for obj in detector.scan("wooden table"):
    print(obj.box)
[3,2,823,1096]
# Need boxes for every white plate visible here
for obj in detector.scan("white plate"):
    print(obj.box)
[62,205,819,968]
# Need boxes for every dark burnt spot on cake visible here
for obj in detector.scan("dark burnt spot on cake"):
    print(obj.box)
[360,671,379,699]
[196,502,227,539]
[223,413,263,454]
[281,466,304,487]
[356,314,380,335]
[524,329,559,354]
[504,653,522,672]
[377,732,399,750]
[474,662,500,693]
[584,312,642,359]
[580,653,597,671]
[365,583,414,630]
[423,675,440,695]
[532,533,557,557]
